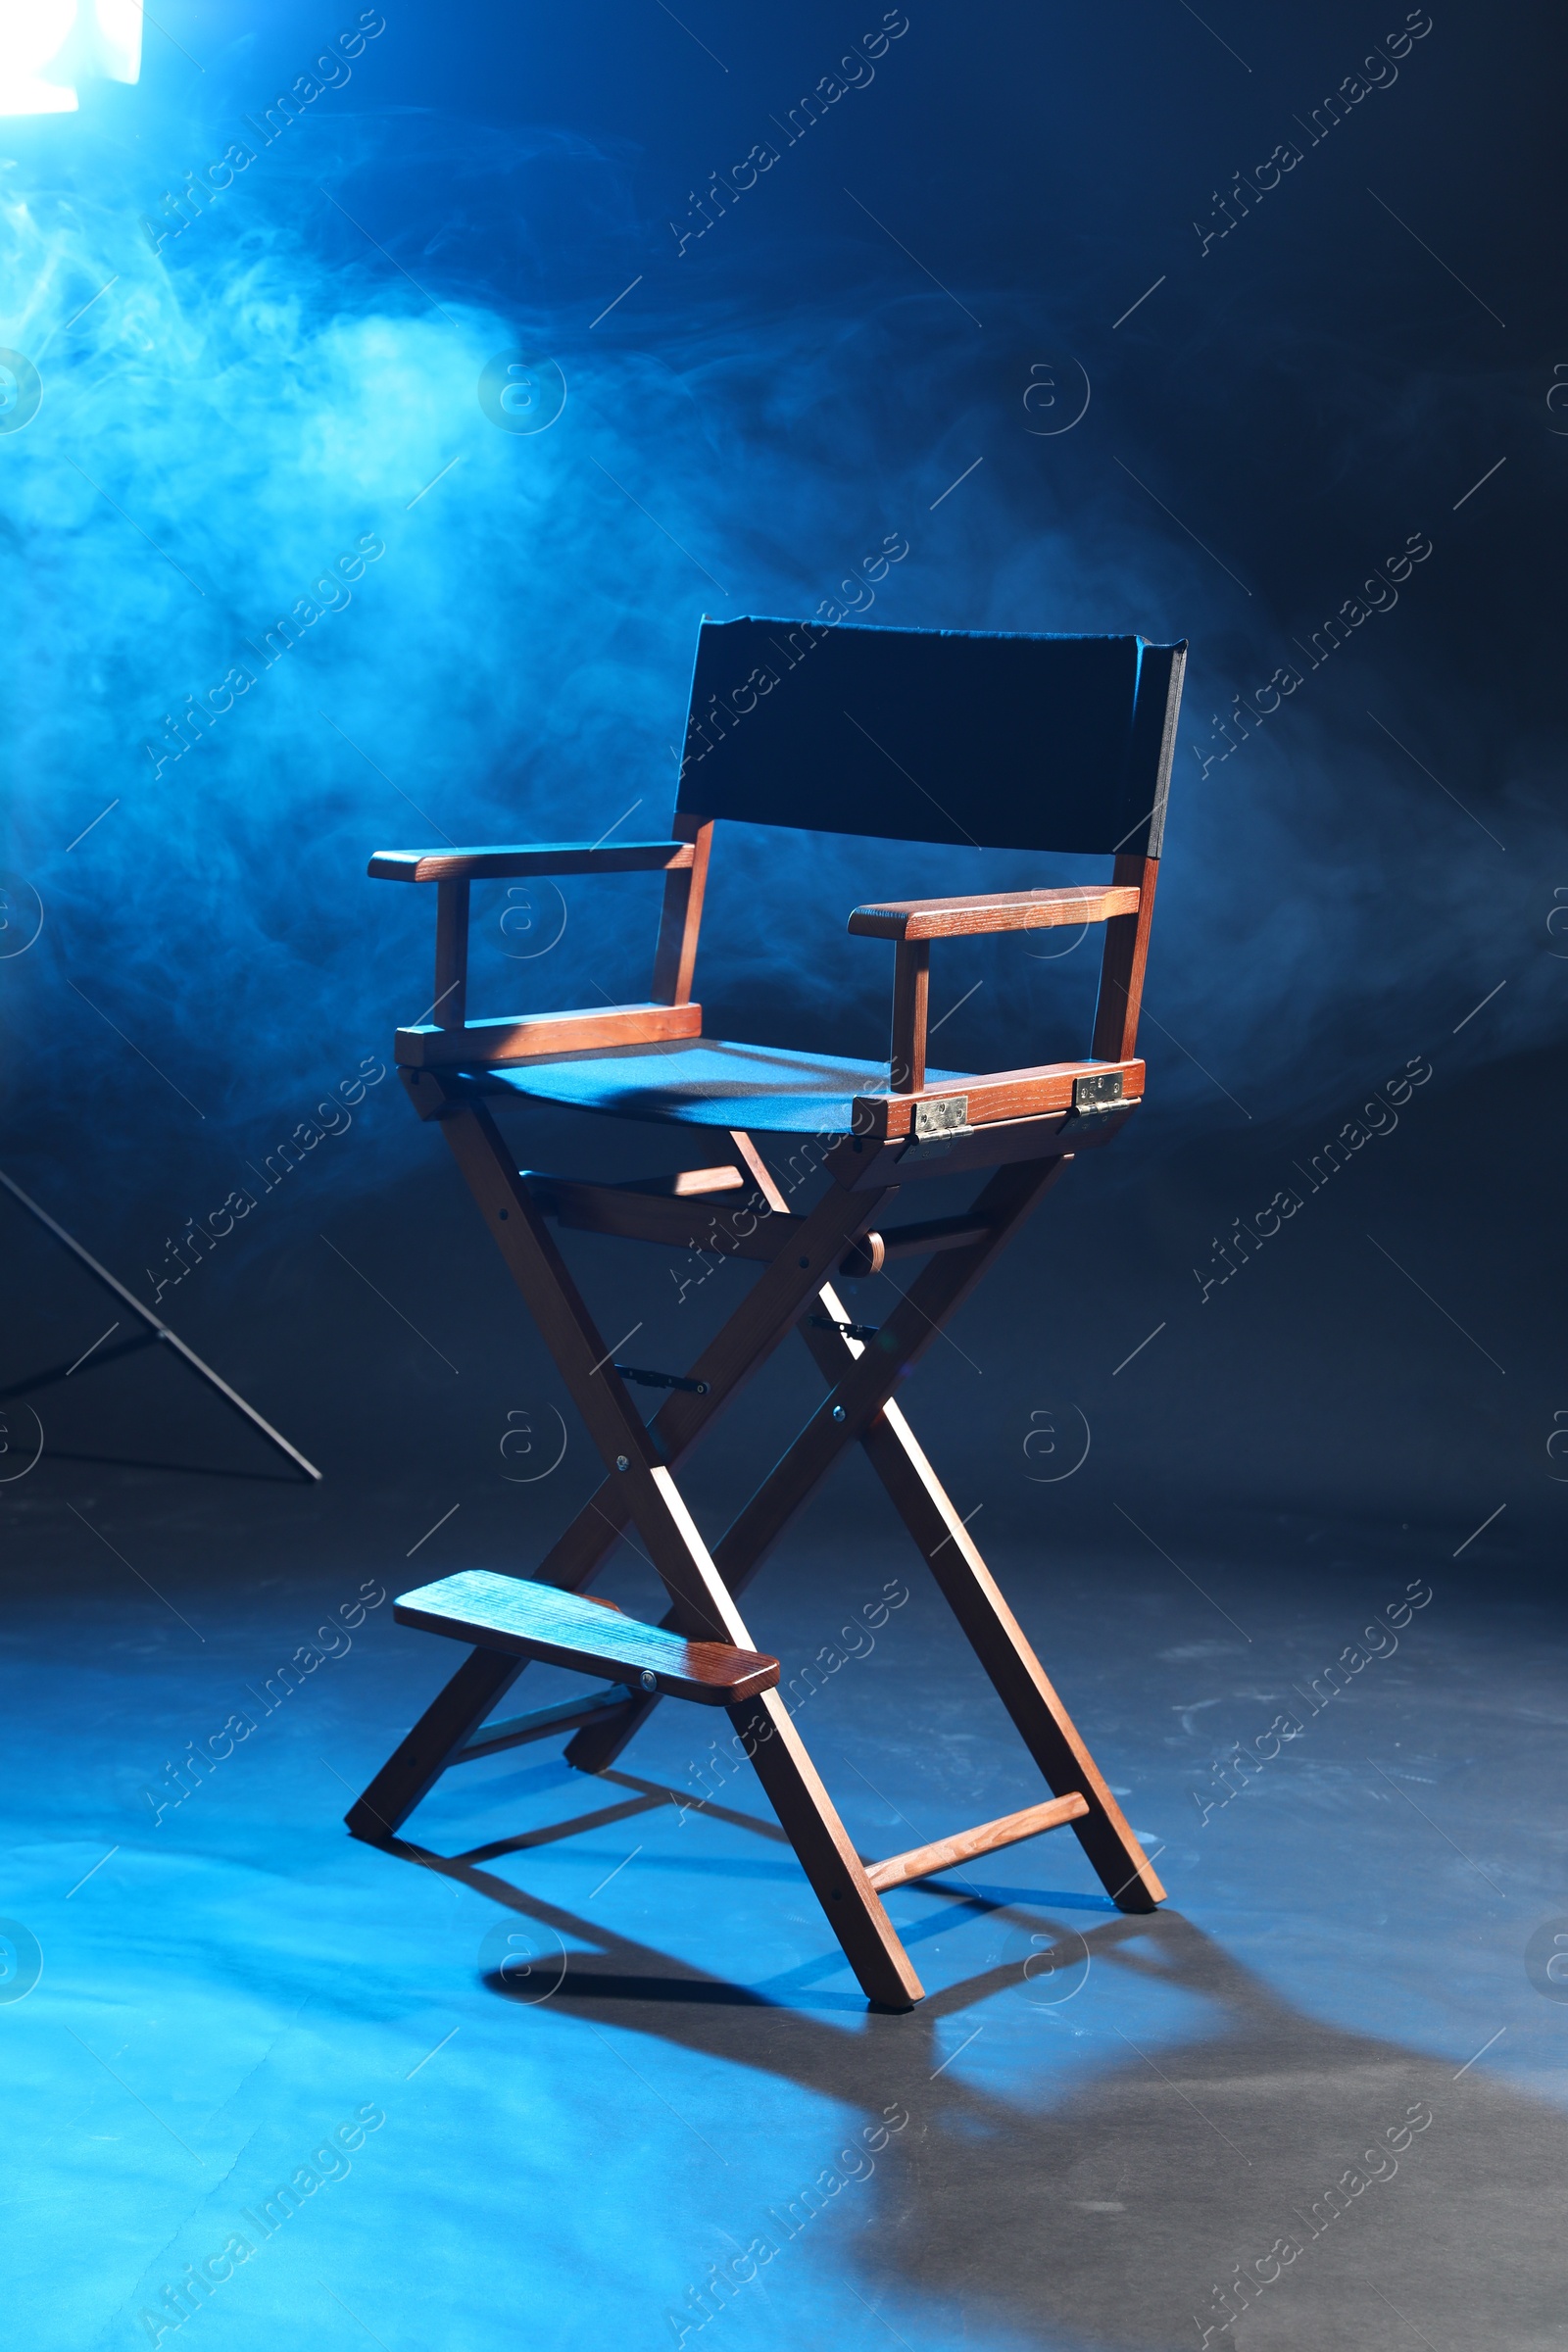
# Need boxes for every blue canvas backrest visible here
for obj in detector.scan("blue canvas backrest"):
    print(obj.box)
[675,616,1187,858]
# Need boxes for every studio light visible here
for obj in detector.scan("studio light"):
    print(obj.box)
[0,0,141,117]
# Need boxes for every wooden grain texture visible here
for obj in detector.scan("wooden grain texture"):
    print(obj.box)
[840,1212,991,1273]
[395,1569,781,1703]
[547,1125,896,1772]
[368,842,695,882]
[864,1792,1090,1891]
[565,1127,837,1776]
[1093,854,1159,1062]
[852,1057,1145,1141]
[395,1002,704,1068]
[652,813,712,1006]
[890,939,928,1093]
[850,884,1141,942]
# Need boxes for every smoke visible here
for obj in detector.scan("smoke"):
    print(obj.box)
[0,44,1555,1294]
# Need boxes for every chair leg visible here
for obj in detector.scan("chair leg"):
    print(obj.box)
[712,1155,1068,1593]
[346,1644,522,1840]
[433,1101,923,2007]
[569,1147,1062,1773]
[782,1276,1164,1912]
[458,1106,901,1606]
[729,1687,924,2009]
[858,1399,1165,1912]
[576,1142,1159,1911]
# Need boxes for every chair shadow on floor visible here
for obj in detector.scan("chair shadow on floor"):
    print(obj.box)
[372,1783,1567,2352]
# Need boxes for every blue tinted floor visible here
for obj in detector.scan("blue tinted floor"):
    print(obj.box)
[4,1485,1566,2351]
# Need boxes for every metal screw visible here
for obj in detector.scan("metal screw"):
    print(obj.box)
[614,1454,629,1471]
[639,1669,658,1691]
[832,1405,847,1423]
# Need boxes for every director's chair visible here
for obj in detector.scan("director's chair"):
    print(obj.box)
[348,616,1187,2009]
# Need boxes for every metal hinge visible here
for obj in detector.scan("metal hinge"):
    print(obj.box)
[809,1313,881,1342]
[1072,1070,1125,1113]
[913,1095,969,1141]
[614,1363,710,1396]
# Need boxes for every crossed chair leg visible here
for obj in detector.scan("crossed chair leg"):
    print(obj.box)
[347,1102,1162,2010]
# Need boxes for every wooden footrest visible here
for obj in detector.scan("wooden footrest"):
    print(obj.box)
[395,1571,780,1705]
[864,1791,1091,1891]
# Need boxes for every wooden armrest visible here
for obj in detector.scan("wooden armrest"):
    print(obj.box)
[369,841,695,883]
[395,1570,779,1704]
[848,884,1139,941]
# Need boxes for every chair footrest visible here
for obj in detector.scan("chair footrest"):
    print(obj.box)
[864,1791,1090,1891]
[395,1571,780,1705]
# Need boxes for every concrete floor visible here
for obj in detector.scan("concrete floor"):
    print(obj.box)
[4,1459,1565,2352]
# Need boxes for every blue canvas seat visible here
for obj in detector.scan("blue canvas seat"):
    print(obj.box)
[471,1037,969,1134]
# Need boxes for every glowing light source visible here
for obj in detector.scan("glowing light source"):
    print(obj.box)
[0,0,142,117]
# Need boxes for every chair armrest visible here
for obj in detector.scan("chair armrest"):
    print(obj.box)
[368,841,695,883]
[848,884,1139,941]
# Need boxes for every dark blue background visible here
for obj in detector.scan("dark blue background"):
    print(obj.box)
[2,0,1561,1556]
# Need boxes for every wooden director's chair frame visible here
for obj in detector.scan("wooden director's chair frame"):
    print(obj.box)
[348,617,1186,2010]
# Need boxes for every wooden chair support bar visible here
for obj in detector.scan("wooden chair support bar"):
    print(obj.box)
[890,939,929,1093]
[864,1791,1091,1892]
[839,1213,992,1277]
[652,814,712,1005]
[396,1002,703,1069]
[452,1687,636,1763]
[1093,853,1159,1063]
[395,1570,782,1704]
[499,1146,904,1621]
[850,884,1141,941]
[526,1171,786,1257]
[433,879,469,1029]
[523,1172,990,1273]
[618,1164,745,1198]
